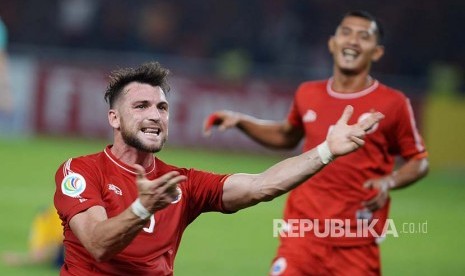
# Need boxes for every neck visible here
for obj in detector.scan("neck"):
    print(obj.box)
[331,70,373,93]
[111,139,155,168]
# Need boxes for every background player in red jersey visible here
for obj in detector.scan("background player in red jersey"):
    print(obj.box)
[203,10,429,276]
[54,61,382,275]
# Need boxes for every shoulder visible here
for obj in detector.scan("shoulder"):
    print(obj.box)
[295,79,328,97]
[56,151,103,177]
[154,158,188,175]
[377,82,409,101]
[297,79,327,90]
[154,158,218,179]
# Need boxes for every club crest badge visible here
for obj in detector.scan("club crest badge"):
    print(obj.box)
[270,257,287,276]
[61,173,86,198]
[171,187,182,204]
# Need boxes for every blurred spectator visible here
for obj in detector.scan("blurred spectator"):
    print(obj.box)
[0,0,463,83]
[0,16,13,134]
[1,205,64,268]
[58,0,99,48]
[0,17,11,114]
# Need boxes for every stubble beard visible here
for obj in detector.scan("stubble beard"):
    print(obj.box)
[121,128,165,153]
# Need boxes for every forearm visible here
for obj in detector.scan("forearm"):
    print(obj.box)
[223,145,327,211]
[388,157,429,190]
[237,115,301,149]
[93,210,147,260]
[71,205,149,261]
[258,147,325,198]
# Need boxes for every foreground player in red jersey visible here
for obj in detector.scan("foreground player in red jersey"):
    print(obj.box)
[204,10,428,276]
[54,61,383,275]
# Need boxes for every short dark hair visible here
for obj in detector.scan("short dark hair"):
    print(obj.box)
[104,61,171,108]
[341,10,384,44]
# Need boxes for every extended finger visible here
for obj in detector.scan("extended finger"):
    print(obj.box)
[162,175,187,194]
[358,111,384,131]
[156,171,182,186]
[152,173,186,193]
[350,136,365,147]
[337,105,354,124]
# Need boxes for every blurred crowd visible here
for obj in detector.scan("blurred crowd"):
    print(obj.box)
[0,0,463,82]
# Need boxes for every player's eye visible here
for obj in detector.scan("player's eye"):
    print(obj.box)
[359,32,371,40]
[158,104,168,111]
[135,103,148,109]
[340,27,351,36]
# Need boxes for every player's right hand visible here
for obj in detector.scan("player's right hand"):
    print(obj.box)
[133,164,187,212]
[202,110,241,137]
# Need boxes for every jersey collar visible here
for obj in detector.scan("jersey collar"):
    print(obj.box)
[326,77,379,99]
[103,145,156,175]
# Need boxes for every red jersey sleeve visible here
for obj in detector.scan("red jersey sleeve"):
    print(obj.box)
[286,84,305,128]
[54,157,105,225]
[390,97,427,159]
[184,169,232,223]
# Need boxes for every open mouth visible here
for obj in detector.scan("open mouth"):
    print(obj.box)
[141,127,161,136]
[342,48,359,61]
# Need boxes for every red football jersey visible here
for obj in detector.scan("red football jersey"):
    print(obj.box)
[284,78,426,245]
[54,146,230,275]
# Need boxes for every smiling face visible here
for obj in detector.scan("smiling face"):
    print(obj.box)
[328,15,384,76]
[109,82,169,153]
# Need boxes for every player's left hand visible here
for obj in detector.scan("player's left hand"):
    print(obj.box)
[327,105,384,157]
[362,175,394,211]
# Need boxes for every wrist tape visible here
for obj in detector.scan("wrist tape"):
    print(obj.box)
[131,198,151,220]
[317,141,334,164]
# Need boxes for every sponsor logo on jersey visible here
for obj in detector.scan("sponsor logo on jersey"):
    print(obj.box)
[61,173,86,198]
[303,109,317,123]
[270,257,287,276]
[171,187,182,204]
[358,112,379,134]
[108,184,123,195]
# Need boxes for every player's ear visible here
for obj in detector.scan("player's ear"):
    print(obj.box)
[108,109,120,129]
[328,36,336,54]
[371,45,384,62]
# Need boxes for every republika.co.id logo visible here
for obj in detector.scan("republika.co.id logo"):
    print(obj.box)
[273,218,428,239]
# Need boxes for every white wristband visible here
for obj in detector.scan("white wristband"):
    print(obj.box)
[317,141,334,164]
[131,198,151,220]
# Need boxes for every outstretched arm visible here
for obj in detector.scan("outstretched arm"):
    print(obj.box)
[203,111,304,149]
[222,106,384,211]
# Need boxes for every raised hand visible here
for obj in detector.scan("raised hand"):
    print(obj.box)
[202,111,241,137]
[327,105,384,157]
[133,164,187,213]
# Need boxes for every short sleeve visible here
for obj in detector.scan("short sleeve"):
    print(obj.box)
[54,158,105,225]
[287,85,304,128]
[184,169,231,222]
[390,97,427,159]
